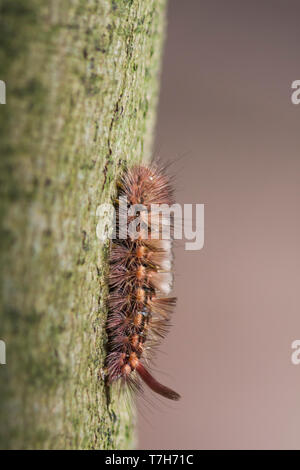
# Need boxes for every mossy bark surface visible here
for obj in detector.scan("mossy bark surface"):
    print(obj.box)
[0,0,166,449]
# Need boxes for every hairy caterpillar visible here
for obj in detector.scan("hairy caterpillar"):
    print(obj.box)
[106,164,180,401]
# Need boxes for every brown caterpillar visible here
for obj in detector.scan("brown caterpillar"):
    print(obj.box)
[106,164,180,401]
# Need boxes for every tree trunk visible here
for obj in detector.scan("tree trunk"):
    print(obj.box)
[0,0,167,449]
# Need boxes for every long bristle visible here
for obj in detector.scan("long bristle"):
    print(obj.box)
[136,362,180,401]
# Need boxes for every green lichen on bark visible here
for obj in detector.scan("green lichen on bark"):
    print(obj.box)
[0,0,166,449]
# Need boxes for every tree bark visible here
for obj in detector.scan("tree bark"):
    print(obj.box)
[0,0,166,449]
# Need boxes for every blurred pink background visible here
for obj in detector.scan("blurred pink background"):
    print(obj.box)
[138,0,300,449]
